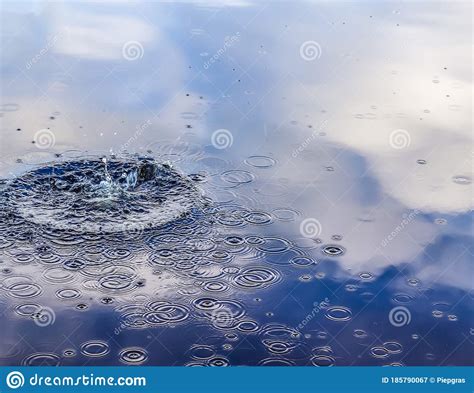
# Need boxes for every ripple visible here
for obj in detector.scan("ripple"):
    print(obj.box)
[119,311,147,330]
[207,356,229,367]
[359,272,374,280]
[63,258,86,271]
[345,284,358,292]
[15,303,41,316]
[75,303,89,311]
[244,155,276,168]
[56,288,82,300]
[225,333,239,341]
[259,358,295,366]
[144,301,190,325]
[353,329,368,339]
[3,276,43,298]
[186,238,216,252]
[63,349,77,357]
[325,306,352,322]
[452,175,471,185]
[81,340,110,357]
[237,320,260,333]
[12,253,35,264]
[245,235,265,246]
[290,256,316,267]
[232,267,281,289]
[222,266,240,274]
[392,293,413,303]
[244,211,273,225]
[102,248,131,260]
[99,274,134,291]
[262,339,297,354]
[434,218,447,225]
[209,300,246,328]
[407,278,420,287]
[384,341,403,354]
[370,346,389,358]
[23,353,61,366]
[271,208,300,222]
[0,103,20,112]
[37,251,62,264]
[190,345,215,359]
[119,347,148,364]
[193,297,220,311]
[0,237,14,249]
[261,324,301,341]
[256,237,291,253]
[203,281,229,292]
[43,267,75,283]
[322,245,346,256]
[310,355,335,366]
[224,235,245,246]
[221,170,255,185]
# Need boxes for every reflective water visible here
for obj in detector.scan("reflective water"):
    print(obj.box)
[0,1,472,366]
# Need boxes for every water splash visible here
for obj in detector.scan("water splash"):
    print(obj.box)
[1,157,206,234]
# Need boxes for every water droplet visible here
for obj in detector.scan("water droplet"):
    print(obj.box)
[322,245,345,256]
[119,347,148,364]
[452,175,471,185]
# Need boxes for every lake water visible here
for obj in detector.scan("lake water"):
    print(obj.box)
[0,1,472,366]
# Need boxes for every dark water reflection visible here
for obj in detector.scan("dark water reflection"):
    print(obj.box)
[0,1,472,366]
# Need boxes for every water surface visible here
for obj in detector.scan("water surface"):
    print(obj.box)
[0,0,472,366]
